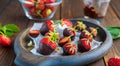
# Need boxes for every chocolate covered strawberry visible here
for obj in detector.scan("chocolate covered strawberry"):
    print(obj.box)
[58,18,73,27]
[28,30,40,38]
[80,30,93,41]
[74,21,86,31]
[78,38,91,52]
[59,37,71,47]
[88,27,98,37]
[40,20,55,35]
[45,30,60,41]
[63,28,76,40]
[38,37,57,55]
[63,43,77,55]
[38,30,59,55]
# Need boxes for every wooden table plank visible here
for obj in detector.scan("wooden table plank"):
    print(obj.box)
[110,0,120,19]
[102,6,120,27]
[88,59,105,66]
[0,0,10,14]
[102,4,120,66]
[0,0,30,66]
[0,0,30,29]
[61,0,84,19]
[0,0,120,66]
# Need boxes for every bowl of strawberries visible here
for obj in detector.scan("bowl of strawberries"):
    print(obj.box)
[14,18,113,66]
[18,0,62,20]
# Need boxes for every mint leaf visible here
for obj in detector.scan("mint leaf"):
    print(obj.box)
[106,26,120,39]
[5,31,14,37]
[0,24,19,37]
[4,24,19,32]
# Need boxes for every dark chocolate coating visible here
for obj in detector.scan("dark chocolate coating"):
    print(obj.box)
[78,40,89,52]
[63,28,75,40]
[40,23,49,35]
[37,43,54,55]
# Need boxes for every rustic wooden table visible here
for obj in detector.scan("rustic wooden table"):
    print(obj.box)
[0,0,120,66]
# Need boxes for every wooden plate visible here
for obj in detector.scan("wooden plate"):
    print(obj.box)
[14,19,113,66]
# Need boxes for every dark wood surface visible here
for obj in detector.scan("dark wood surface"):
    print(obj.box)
[0,0,120,66]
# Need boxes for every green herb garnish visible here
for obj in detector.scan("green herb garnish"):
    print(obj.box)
[106,26,120,39]
[0,24,19,37]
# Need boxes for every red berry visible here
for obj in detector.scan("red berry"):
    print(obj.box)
[40,20,55,35]
[45,0,55,4]
[40,37,57,49]
[63,28,76,40]
[59,37,71,47]
[108,58,120,66]
[41,8,52,17]
[29,8,37,15]
[46,20,54,31]
[63,43,77,55]
[61,18,73,27]
[0,35,12,46]
[38,37,57,55]
[39,0,45,4]
[78,38,91,52]
[24,0,35,9]
[80,30,93,42]
[40,37,50,45]
[88,27,98,37]
[36,4,45,10]
[47,6,56,11]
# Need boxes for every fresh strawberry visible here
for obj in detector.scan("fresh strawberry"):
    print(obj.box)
[45,0,56,4]
[24,0,35,9]
[59,37,71,47]
[47,6,56,11]
[28,30,40,38]
[74,21,86,31]
[78,38,91,52]
[39,0,45,4]
[88,27,98,37]
[108,58,120,66]
[40,37,57,49]
[29,8,37,15]
[36,4,45,10]
[63,43,77,55]
[63,28,76,40]
[61,18,73,27]
[0,34,12,46]
[41,8,52,17]
[38,37,57,55]
[80,30,93,42]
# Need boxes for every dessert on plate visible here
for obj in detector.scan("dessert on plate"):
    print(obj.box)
[26,18,101,56]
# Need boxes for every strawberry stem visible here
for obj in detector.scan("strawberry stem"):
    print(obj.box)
[0,31,5,35]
